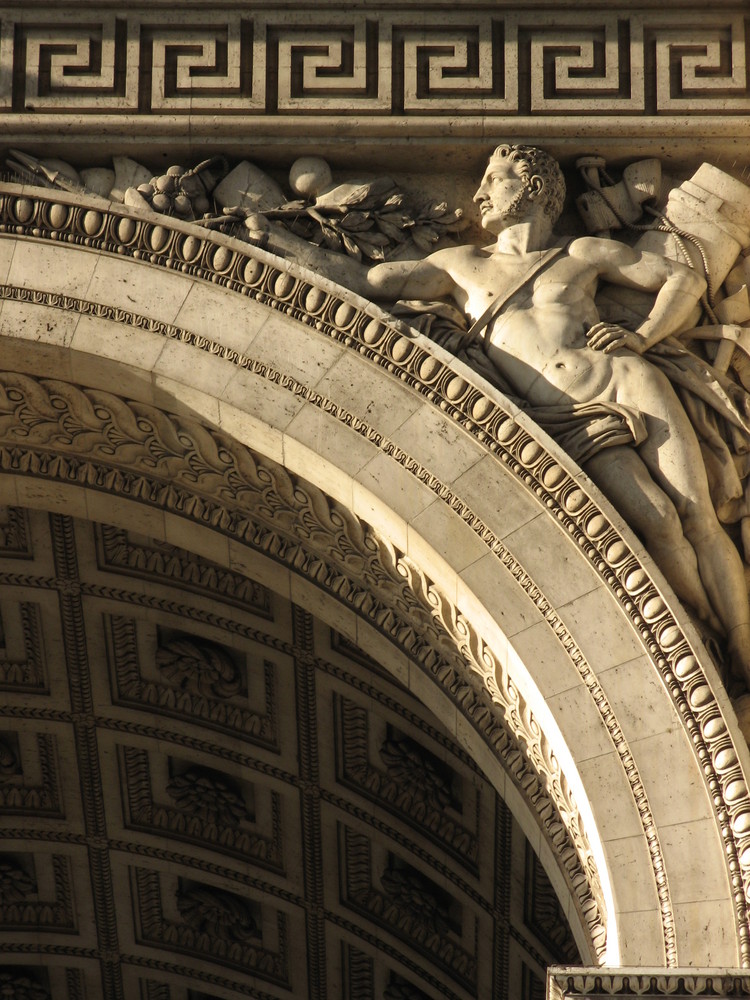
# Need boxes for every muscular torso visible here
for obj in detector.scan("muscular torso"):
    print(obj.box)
[437,242,637,406]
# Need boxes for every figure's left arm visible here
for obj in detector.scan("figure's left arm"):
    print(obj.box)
[570,236,707,354]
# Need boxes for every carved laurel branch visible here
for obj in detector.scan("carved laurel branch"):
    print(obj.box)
[0,369,606,960]
[2,187,750,958]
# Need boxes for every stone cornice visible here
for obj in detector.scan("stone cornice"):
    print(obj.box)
[548,968,750,998]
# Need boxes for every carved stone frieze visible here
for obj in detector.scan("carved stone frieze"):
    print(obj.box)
[0,6,747,142]
[95,523,271,616]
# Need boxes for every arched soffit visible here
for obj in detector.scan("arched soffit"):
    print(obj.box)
[0,185,748,970]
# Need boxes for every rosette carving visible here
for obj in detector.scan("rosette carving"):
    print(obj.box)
[156,636,241,699]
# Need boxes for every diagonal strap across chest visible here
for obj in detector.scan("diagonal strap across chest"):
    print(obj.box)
[466,241,570,351]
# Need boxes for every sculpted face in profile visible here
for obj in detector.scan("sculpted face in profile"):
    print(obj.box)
[248,143,750,682]
[366,145,750,682]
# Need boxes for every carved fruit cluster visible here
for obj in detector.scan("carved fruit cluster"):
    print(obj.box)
[136,166,212,220]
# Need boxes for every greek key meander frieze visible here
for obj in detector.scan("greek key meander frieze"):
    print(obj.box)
[0,9,748,118]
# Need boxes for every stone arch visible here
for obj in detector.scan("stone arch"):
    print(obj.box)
[0,183,748,972]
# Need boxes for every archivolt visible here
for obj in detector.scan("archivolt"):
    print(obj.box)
[0,183,749,966]
[0,369,607,958]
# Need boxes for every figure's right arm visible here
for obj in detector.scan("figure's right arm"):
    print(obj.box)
[245,217,455,304]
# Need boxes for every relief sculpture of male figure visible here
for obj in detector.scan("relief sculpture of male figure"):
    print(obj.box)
[365,144,750,682]
[251,144,750,682]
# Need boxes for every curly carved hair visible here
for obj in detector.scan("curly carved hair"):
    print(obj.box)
[488,144,566,223]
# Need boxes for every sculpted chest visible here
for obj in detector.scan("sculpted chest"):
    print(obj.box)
[451,249,597,322]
